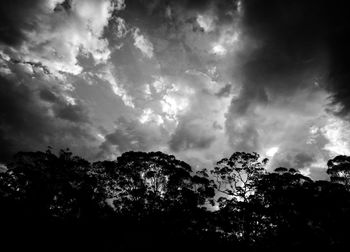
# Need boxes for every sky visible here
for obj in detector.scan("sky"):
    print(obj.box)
[0,0,350,179]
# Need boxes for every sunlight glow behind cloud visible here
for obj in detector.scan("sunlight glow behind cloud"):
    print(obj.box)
[322,117,350,156]
[197,14,215,32]
[212,44,227,56]
[139,108,164,125]
[160,85,193,123]
[266,146,279,157]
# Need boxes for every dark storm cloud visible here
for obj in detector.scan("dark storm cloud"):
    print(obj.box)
[326,0,350,117]
[276,152,316,170]
[55,102,90,123]
[0,0,116,161]
[116,0,239,42]
[169,120,216,152]
[119,0,237,18]
[241,0,350,118]
[99,116,166,157]
[231,0,328,110]
[39,89,61,103]
[215,84,232,98]
[230,0,350,117]
[54,0,73,12]
[222,0,350,160]
[1,0,349,180]
[39,89,90,123]
[0,0,43,46]
[294,153,315,169]
[100,117,149,153]
[0,65,97,161]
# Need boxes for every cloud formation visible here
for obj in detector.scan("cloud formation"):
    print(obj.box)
[1,0,350,180]
[0,0,114,77]
[0,63,99,161]
[0,0,116,160]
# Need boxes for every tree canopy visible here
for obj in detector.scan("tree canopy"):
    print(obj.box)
[1,149,350,251]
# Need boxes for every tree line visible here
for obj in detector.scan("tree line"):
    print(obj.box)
[1,148,350,251]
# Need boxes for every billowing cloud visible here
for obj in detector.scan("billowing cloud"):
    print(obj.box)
[0,0,114,77]
[132,28,154,58]
[220,0,350,177]
[320,117,350,156]
[1,0,350,181]
[0,0,116,160]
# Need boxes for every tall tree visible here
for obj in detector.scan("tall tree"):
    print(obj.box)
[254,167,314,248]
[93,151,215,217]
[327,155,350,188]
[211,152,268,244]
[212,152,268,204]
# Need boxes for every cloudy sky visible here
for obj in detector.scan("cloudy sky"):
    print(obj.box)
[1,0,349,179]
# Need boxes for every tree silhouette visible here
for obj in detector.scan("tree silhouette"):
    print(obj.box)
[210,152,268,245]
[327,155,350,188]
[212,152,268,204]
[252,167,350,250]
[91,151,217,250]
[2,148,350,251]
[253,167,315,248]
[0,148,104,219]
[92,151,214,217]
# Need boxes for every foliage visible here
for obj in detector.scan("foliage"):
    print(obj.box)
[1,150,350,251]
[211,152,268,205]
[327,155,350,187]
[92,151,215,217]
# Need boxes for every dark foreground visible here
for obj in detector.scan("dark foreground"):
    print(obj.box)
[1,149,350,251]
